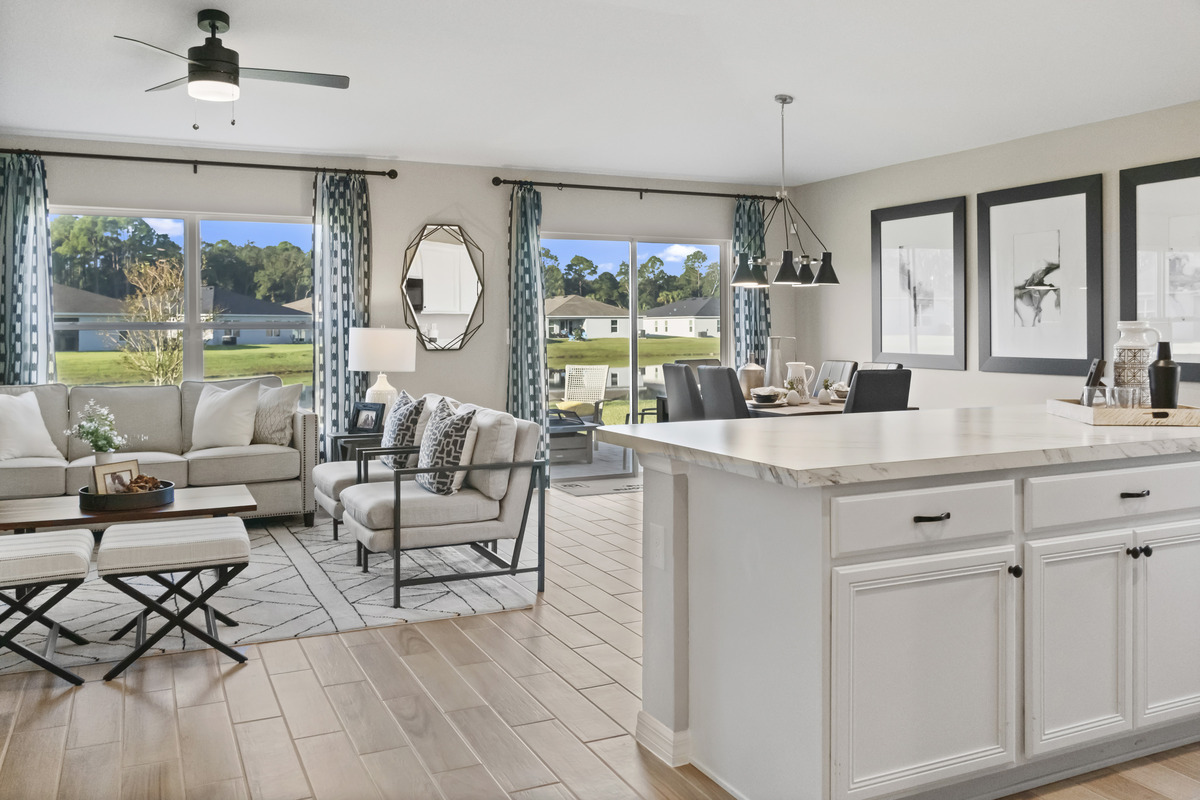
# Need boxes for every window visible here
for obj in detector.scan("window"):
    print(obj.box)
[689,320,694,333]
[50,211,313,403]
[610,319,618,333]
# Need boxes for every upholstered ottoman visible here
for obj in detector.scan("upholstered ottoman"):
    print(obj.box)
[98,517,251,680]
[0,530,94,684]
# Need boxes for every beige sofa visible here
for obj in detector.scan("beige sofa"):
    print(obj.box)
[0,376,317,524]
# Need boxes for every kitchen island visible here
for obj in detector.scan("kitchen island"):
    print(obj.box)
[596,405,1200,800]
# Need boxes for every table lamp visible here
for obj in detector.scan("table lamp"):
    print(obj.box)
[348,327,417,415]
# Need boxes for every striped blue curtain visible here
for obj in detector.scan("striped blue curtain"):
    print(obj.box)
[506,184,548,455]
[732,197,770,367]
[0,154,56,385]
[313,172,371,459]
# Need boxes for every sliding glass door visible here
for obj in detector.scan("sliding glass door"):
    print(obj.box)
[542,235,726,480]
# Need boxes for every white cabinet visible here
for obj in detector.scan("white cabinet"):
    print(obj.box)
[832,546,1018,800]
[1024,531,1134,756]
[1135,520,1200,727]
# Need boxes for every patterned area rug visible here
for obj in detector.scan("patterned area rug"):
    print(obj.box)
[0,514,538,676]
[554,479,644,497]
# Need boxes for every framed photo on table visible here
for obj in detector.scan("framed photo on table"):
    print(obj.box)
[1120,156,1200,382]
[871,196,966,370]
[978,174,1103,375]
[94,459,139,495]
[348,402,385,434]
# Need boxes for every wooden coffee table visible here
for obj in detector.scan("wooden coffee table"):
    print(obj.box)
[0,485,258,533]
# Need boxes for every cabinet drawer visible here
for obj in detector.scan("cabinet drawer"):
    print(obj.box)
[831,480,1016,557]
[1025,462,1200,532]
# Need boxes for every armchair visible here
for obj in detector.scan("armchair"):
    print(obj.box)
[338,418,546,608]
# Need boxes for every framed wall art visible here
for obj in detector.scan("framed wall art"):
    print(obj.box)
[978,174,1103,375]
[1120,156,1200,382]
[871,196,966,370]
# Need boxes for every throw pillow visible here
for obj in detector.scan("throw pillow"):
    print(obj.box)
[0,392,62,461]
[380,392,424,469]
[252,383,304,446]
[416,400,478,496]
[191,381,260,451]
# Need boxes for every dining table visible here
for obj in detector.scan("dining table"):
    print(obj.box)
[747,399,846,417]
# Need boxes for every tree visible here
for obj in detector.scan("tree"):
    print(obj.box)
[110,259,184,386]
[563,255,598,296]
[681,250,707,297]
[540,247,565,297]
[637,256,666,310]
[701,259,722,297]
[254,242,311,302]
[202,239,261,298]
[590,271,623,307]
[51,215,182,298]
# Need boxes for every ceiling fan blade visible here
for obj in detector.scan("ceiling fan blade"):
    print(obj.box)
[114,35,202,64]
[145,76,188,93]
[241,67,349,89]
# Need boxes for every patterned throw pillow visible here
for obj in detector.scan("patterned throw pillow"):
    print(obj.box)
[379,393,424,469]
[252,383,304,446]
[415,400,478,496]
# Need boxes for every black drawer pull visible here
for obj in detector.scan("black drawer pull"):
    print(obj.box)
[1008,565,1023,578]
[1120,490,1151,499]
[1127,547,1143,559]
[913,512,951,523]
[1142,545,1154,558]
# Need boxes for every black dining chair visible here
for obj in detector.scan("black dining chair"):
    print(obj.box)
[662,363,705,422]
[843,369,912,413]
[675,358,721,379]
[816,360,858,390]
[697,366,750,420]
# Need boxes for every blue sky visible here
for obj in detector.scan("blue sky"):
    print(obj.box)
[542,238,720,276]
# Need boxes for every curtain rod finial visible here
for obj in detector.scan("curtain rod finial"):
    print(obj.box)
[491,176,503,186]
[386,169,398,180]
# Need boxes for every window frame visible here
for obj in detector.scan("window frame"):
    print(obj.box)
[48,206,313,382]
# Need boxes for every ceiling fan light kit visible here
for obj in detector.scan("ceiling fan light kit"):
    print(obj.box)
[116,8,348,114]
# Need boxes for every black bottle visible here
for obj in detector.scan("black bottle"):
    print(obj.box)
[1149,341,1181,409]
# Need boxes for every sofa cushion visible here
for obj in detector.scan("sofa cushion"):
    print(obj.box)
[342,480,499,531]
[457,404,517,501]
[66,451,189,493]
[181,376,283,452]
[0,385,68,457]
[0,457,68,499]
[0,391,63,460]
[416,402,477,496]
[67,385,182,460]
[313,460,393,501]
[191,382,260,451]
[185,444,300,486]
[253,383,302,446]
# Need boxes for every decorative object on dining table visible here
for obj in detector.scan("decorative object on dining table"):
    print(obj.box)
[1149,341,1181,409]
[765,335,796,388]
[786,389,802,406]
[750,387,783,405]
[348,401,385,434]
[737,354,765,400]
[831,381,850,400]
[817,379,833,405]
[785,361,815,402]
[348,327,418,417]
[978,174,1103,376]
[1113,321,1160,408]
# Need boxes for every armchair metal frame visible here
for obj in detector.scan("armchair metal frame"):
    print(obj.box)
[354,446,547,608]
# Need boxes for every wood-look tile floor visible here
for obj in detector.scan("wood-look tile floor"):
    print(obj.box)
[3,487,1197,799]
[0,488,731,800]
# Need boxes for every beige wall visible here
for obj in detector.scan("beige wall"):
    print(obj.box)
[2,134,779,409]
[786,100,1200,409]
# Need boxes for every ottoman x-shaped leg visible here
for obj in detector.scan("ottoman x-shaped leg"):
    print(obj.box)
[108,568,240,641]
[0,581,89,686]
[103,563,248,681]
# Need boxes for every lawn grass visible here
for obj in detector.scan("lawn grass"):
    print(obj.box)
[547,335,719,369]
[55,344,314,386]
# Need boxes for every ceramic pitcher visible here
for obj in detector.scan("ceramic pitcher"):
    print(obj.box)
[785,362,816,400]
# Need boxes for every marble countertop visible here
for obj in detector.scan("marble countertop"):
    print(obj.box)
[596,405,1200,487]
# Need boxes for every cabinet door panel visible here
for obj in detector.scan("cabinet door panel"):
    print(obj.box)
[1136,521,1200,727]
[833,547,1017,800]
[1025,531,1133,756]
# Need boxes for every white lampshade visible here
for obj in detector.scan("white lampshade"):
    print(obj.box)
[348,328,417,373]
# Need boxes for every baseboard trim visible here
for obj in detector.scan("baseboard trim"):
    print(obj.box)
[636,711,691,767]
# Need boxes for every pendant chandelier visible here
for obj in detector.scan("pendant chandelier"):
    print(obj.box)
[733,94,838,288]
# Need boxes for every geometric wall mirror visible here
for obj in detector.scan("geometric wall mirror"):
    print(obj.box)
[401,224,484,350]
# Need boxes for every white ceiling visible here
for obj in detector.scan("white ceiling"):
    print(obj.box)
[3,0,1200,186]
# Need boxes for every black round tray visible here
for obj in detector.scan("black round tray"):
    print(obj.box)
[78,481,175,512]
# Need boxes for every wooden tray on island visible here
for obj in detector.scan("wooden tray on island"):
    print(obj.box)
[1047,398,1200,426]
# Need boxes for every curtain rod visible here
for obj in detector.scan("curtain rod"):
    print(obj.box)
[1,148,399,179]
[491,176,773,202]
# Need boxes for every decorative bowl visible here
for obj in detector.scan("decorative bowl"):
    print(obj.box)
[78,481,175,512]
[834,388,849,400]
[751,389,782,404]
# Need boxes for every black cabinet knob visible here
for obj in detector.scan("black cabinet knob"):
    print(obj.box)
[913,512,951,523]
[1127,547,1143,559]
[1142,545,1154,558]
[1008,565,1023,578]
[1120,490,1151,499]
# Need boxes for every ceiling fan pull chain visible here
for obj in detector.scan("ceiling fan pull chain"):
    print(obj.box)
[192,101,199,131]
[230,101,236,126]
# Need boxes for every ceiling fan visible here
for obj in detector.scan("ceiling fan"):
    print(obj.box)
[115,9,349,103]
